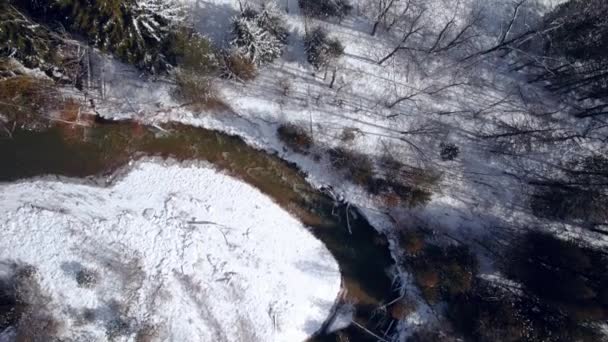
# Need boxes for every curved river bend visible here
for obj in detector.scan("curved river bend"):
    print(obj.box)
[0,121,397,341]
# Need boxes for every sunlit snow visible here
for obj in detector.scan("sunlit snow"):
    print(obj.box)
[0,161,340,341]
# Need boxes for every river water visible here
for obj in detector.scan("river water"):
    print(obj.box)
[0,120,398,341]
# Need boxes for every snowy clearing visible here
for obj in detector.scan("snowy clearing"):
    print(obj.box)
[0,160,340,342]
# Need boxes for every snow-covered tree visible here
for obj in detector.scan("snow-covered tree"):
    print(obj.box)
[256,2,289,43]
[304,27,344,70]
[14,0,181,73]
[0,2,62,72]
[230,3,286,66]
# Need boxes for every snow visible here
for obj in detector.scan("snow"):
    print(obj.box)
[44,0,608,339]
[0,160,340,341]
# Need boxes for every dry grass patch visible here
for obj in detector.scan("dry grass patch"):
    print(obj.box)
[221,52,257,81]
[328,147,375,187]
[173,70,228,112]
[0,76,59,130]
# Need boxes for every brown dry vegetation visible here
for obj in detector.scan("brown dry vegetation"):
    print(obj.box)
[277,123,313,153]
[173,69,230,112]
[388,296,418,320]
[135,323,160,342]
[403,241,478,304]
[221,52,257,81]
[0,74,90,139]
[399,230,426,256]
[0,76,58,131]
[328,147,375,186]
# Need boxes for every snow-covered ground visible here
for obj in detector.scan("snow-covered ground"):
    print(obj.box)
[59,0,607,339]
[0,160,340,341]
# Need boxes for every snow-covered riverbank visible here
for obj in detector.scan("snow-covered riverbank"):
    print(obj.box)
[0,160,340,341]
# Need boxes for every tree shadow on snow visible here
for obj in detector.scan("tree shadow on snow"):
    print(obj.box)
[187,0,239,47]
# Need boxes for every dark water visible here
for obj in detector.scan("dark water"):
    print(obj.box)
[0,122,397,340]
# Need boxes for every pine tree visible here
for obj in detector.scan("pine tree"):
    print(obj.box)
[304,27,344,70]
[230,3,287,66]
[0,2,63,73]
[256,2,288,43]
[13,0,180,73]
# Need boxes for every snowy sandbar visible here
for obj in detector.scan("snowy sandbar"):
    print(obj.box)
[0,161,340,341]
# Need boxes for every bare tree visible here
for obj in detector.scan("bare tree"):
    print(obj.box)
[371,0,398,36]
[387,82,465,108]
[377,2,426,65]
[426,9,481,54]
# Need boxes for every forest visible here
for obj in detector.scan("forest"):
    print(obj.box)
[1,0,607,341]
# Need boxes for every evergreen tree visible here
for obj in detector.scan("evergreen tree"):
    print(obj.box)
[0,2,63,73]
[230,3,286,66]
[12,0,179,73]
[304,27,344,70]
[256,2,288,43]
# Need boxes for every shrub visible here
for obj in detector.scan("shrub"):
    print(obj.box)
[391,182,432,208]
[304,27,344,70]
[411,258,442,304]
[339,127,358,142]
[299,0,352,20]
[0,58,20,79]
[377,155,438,207]
[447,282,527,342]
[277,77,291,97]
[81,308,97,324]
[327,147,375,188]
[173,69,218,108]
[0,262,61,341]
[277,123,313,153]
[220,51,257,81]
[106,317,131,339]
[439,142,459,161]
[388,297,417,320]
[76,268,99,288]
[0,75,60,131]
[327,146,350,169]
[406,244,478,303]
[135,323,160,342]
[399,230,425,256]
